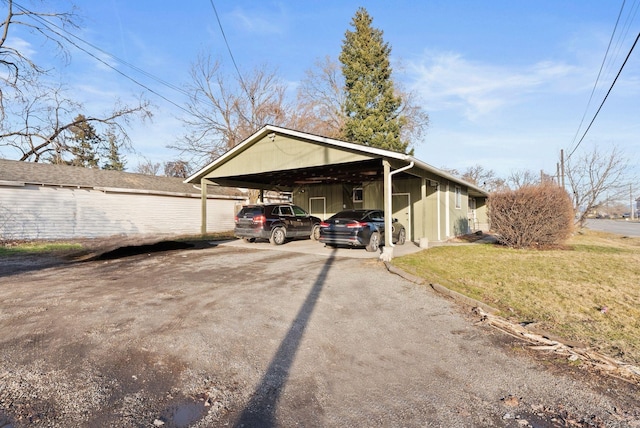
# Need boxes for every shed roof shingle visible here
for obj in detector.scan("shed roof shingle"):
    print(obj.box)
[0,158,243,197]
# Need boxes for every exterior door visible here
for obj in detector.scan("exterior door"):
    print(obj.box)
[309,197,326,220]
[392,193,411,241]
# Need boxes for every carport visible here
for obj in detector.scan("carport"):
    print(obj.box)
[185,125,488,260]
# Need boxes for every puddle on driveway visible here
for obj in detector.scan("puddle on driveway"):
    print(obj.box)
[161,400,208,427]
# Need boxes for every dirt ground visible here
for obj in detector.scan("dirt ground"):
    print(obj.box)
[0,239,639,427]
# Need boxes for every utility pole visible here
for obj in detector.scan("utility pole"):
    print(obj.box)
[560,149,565,189]
[631,183,635,220]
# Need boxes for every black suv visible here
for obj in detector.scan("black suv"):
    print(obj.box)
[234,204,322,245]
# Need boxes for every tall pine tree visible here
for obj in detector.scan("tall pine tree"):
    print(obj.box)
[68,115,101,168]
[102,132,126,171]
[339,7,408,153]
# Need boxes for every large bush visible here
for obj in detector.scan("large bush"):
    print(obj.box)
[488,183,574,248]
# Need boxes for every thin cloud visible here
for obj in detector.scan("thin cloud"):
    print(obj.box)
[5,36,36,59]
[227,6,286,35]
[407,51,578,121]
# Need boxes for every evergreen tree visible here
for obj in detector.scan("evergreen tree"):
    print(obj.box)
[68,115,101,168]
[339,7,408,153]
[102,132,126,171]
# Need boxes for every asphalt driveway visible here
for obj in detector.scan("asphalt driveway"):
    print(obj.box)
[0,242,638,427]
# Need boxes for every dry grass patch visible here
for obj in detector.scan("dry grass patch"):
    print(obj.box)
[393,229,640,365]
[0,241,83,256]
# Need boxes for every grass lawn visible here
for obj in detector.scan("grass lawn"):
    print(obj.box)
[0,241,83,256]
[393,229,640,366]
[0,232,235,257]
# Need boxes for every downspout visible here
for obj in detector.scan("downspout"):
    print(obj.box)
[381,160,414,261]
[436,182,441,241]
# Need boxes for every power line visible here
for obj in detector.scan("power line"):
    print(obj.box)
[12,1,198,115]
[569,0,626,150]
[604,0,640,79]
[208,0,253,103]
[567,30,640,159]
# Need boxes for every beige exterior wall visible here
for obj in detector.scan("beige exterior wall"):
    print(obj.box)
[0,184,244,240]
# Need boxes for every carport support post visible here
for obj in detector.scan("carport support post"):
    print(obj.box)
[200,179,207,235]
[381,160,394,261]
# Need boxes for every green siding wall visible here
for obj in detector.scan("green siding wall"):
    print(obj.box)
[205,135,374,180]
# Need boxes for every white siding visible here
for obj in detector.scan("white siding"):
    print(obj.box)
[0,184,243,240]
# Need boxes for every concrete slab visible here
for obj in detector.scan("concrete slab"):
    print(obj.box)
[218,237,425,259]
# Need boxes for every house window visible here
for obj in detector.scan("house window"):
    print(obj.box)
[455,186,462,209]
[353,187,363,203]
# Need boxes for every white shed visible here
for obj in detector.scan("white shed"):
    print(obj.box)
[0,159,246,241]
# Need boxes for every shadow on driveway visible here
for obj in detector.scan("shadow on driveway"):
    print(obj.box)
[232,249,337,427]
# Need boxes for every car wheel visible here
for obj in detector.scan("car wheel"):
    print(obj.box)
[242,237,256,243]
[270,227,286,245]
[310,224,321,241]
[396,228,406,245]
[366,231,380,252]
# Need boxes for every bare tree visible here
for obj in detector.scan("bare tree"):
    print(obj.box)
[461,164,503,191]
[394,82,430,153]
[0,0,78,120]
[441,164,505,192]
[134,157,161,176]
[0,1,153,164]
[566,145,630,226]
[292,56,345,139]
[173,54,293,164]
[506,169,540,190]
[163,160,190,178]
[0,81,152,162]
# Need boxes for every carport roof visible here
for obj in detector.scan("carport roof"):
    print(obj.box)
[185,125,489,197]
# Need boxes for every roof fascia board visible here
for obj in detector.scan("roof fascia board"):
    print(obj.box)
[184,125,407,184]
[184,124,489,196]
[0,180,26,187]
[93,187,244,199]
[266,125,407,161]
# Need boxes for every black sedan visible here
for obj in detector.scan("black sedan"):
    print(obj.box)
[318,209,406,252]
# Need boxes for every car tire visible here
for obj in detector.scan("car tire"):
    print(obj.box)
[311,224,320,241]
[270,227,286,245]
[366,231,380,252]
[396,228,406,245]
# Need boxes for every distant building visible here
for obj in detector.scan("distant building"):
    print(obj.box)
[0,159,246,240]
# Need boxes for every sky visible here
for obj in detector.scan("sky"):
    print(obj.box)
[3,0,640,185]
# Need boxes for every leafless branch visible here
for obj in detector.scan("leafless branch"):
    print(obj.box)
[173,53,293,165]
[566,145,630,226]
